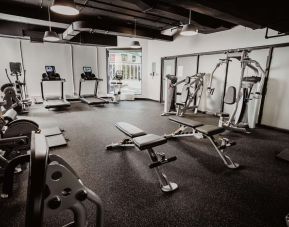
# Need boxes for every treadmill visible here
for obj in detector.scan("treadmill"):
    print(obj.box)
[41,66,71,109]
[79,67,108,106]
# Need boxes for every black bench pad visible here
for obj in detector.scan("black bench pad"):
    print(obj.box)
[196,125,225,136]
[169,116,203,128]
[133,134,167,150]
[115,122,146,138]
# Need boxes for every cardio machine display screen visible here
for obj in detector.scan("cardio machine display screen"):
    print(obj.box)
[83,67,92,73]
[45,66,55,74]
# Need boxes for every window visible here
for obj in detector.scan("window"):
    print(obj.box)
[107,48,142,95]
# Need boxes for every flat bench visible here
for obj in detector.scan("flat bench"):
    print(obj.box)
[115,122,146,138]
[106,122,178,192]
[166,116,239,169]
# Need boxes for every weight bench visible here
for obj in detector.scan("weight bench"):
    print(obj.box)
[165,116,239,169]
[106,122,178,192]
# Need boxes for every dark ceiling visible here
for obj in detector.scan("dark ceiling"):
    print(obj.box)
[0,0,288,46]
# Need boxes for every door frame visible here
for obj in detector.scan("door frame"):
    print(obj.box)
[160,57,177,103]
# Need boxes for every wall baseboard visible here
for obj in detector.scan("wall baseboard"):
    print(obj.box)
[258,124,289,134]
[135,98,160,102]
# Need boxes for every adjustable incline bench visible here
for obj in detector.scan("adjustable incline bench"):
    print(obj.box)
[106,122,178,192]
[165,116,239,169]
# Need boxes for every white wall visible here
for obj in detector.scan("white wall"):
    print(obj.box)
[198,54,226,112]
[72,45,99,96]
[262,47,289,130]
[21,41,74,97]
[0,38,22,87]
[1,25,289,129]
[146,26,289,101]
[175,56,198,104]
[0,37,98,99]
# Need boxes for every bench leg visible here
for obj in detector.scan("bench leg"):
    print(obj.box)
[147,148,178,192]
[106,138,134,150]
[207,136,239,169]
[286,214,289,227]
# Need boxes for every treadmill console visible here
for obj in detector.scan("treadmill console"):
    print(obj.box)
[9,62,22,75]
[81,67,97,80]
[42,66,61,81]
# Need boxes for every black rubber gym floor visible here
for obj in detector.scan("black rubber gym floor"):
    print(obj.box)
[1,100,289,227]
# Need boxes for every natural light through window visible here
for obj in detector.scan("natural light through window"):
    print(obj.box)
[107,48,142,95]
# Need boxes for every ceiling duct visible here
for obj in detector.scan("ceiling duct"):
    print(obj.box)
[62,21,173,41]
[62,23,81,40]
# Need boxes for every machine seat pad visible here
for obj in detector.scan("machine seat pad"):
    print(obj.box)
[115,122,146,138]
[196,125,225,136]
[133,134,167,150]
[169,116,203,128]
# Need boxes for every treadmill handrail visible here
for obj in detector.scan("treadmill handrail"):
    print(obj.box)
[41,79,65,100]
[79,78,101,98]
[42,78,66,82]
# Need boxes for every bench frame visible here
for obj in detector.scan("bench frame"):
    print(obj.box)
[165,119,239,169]
[106,138,135,149]
[107,123,178,193]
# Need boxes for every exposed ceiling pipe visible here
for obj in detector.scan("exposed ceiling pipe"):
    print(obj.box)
[86,0,182,25]
[0,13,69,29]
[78,0,89,12]
[76,0,176,27]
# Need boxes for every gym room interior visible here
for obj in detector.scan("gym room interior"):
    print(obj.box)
[0,0,289,226]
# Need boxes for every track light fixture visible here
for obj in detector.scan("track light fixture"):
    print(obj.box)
[43,6,60,42]
[180,10,198,36]
[50,0,79,16]
[43,31,60,42]
[130,19,141,49]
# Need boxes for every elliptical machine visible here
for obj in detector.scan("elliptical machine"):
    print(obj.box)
[5,62,31,113]
[207,50,266,132]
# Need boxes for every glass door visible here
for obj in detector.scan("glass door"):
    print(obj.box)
[107,48,142,95]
